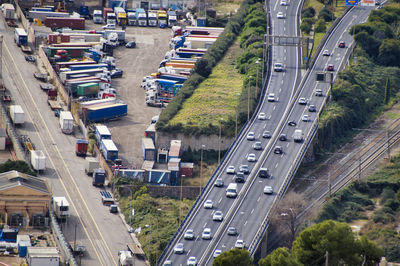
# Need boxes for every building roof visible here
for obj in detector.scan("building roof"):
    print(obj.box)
[0,171,51,195]
[27,246,59,257]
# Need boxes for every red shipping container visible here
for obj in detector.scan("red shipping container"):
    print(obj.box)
[48,34,70,44]
[45,17,85,30]
[103,7,113,20]
[180,162,193,178]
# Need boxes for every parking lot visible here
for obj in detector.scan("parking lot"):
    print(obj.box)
[84,21,173,167]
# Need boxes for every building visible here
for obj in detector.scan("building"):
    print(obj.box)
[26,247,60,266]
[0,171,51,227]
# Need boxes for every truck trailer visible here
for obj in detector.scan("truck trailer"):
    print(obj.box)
[14,28,27,46]
[44,17,85,30]
[100,139,118,161]
[52,196,70,221]
[30,150,46,171]
[9,105,24,125]
[59,111,74,134]
[83,103,127,123]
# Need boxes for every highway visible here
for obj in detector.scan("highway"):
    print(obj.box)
[160,2,375,266]
[161,0,304,264]
[0,17,142,266]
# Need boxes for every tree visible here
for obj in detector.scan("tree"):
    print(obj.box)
[213,249,252,266]
[0,160,36,176]
[314,19,326,33]
[259,247,303,266]
[379,39,400,67]
[357,236,384,266]
[354,31,381,58]
[292,220,374,265]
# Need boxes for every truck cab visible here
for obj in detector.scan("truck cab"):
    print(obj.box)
[93,10,103,24]
[107,12,117,26]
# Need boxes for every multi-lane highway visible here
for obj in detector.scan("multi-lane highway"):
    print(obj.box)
[160,0,304,264]
[160,2,375,265]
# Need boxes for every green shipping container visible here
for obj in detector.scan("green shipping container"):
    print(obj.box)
[77,82,99,96]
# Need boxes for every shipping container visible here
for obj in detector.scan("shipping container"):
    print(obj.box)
[85,157,100,175]
[180,162,194,177]
[59,68,106,84]
[100,139,118,161]
[59,111,74,134]
[69,63,109,71]
[45,17,85,30]
[95,125,112,144]
[84,103,127,123]
[9,105,24,125]
[145,169,172,185]
[28,10,69,21]
[142,138,155,161]
[144,123,156,142]
[77,82,99,97]
[55,60,97,72]
[30,150,46,171]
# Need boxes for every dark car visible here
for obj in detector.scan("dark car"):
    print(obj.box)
[274,146,283,154]
[109,204,118,213]
[25,55,36,63]
[227,227,238,236]
[279,134,287,141]
[125,41,136,48]
[327,64,334,71]
[235,172,245,183]
[111,68,123,78]
[288,121,297,126]
[263,131,271,139]
[54,109,61,117]
[309,105,317,112]
[338,41,346,48]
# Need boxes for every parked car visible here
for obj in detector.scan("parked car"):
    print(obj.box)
[125,41,136,48]
[111,68,123,78]
[25,55,36,62]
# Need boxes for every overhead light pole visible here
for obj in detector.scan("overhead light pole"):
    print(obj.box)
[200,144,205,195]
[247,76,253,121]
[218,118,224,165]
[235,93,241,137]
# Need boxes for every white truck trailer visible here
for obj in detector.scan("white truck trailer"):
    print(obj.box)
[59,111,74,134]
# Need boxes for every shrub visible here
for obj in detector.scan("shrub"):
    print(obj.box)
[380,188,395,205]
[300,18,313,34]
[302,6,316,18]
[318,7,335,22]
[314,19,326,33]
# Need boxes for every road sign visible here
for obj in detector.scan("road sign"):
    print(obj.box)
[345,0,359,6]
[361,0,375,6]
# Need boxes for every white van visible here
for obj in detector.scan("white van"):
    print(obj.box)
[293,129,303,143]
[226,183,238,198]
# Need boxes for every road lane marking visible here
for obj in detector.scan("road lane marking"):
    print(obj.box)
[251,209,254,214]
[275,163,279,168]
[273,106,276,110]
[257,197,261,202]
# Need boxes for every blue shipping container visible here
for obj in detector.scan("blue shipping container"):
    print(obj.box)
[146,170,171,185]
[86,103,127,123]
[18,240,31,257]
[69,63,109,71]
[100,139,118,161]
[95,125,112,144]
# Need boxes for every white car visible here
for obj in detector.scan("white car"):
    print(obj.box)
[202,228,212,239]
[204,199,213,209]
[277,12,285,18]
[280,0,288,5]
[174,243,184,254]
[258,112,266,120]
[213,249,222,258]
[103,24,116,30]
[184,229,195,240]
[322,49,330,56]
[247,131,255,141]
[268,93,276,102]
[247,153,257,162]
[187,256,197,266]
[213,211,223,221]
[264,185,273,194]
[302,114,310,122]
[273,63,283,72]
[235,239,245,249]
[226,165,235,174]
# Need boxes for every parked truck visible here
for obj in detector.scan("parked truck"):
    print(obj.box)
[83,103,128,123]
[114,7,127,26]
[59,111,74,134]
[44,17,85,30]
[147,10,157,26]
[75,139,89,156]
[167,11,177,27]
[85,157,100,175]
[77,82,99,97]
[30,150,46,171]
[1,4,15,20]
[107,12,117,26]
[28,11,69,22]
[127,11,136,26]
[136,8,147,26]
[100,139,118,161]
[60,68,109,84]
[104,30,126,44]
[95,125,112,143]
[47,89,62,111]
[118,250,134,266]
[9,105,24,125]
[92,168,106,186]
[157,10,167,28]
[53,196,69,221]
[93,10,103,24]
[14,28,27,47]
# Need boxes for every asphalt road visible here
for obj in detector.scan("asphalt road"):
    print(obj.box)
[160,0,304,264]
[0,17,147,266]
[160,3,375,266]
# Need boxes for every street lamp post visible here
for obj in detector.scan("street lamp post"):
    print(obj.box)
[218,118,223,165]
[255,60,261,99]
[200,145,205,195]
[179,174,185,226]
[235,93,241,137]
[247,76,253,121]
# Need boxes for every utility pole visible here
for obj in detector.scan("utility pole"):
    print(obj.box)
[387,130,391,160]
[325,251,329,266]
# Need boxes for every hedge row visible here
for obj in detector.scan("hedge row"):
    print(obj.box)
[156,0,265,135]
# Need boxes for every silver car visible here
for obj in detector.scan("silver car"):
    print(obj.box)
[184,229,195,240]
[202,228,212,239]
[174,243,184,254]
[213,211,223,221]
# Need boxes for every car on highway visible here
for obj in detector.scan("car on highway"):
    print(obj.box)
[277,12,285,18]
[226,165,235,174]
[263,130,271,138]
[288,120,297,126]
[252,141,262,150]
[338,41,346,48]
[239,164,249,174]
[247,153,257,162]
[322,50,330,56]
[235,172,245,183]
[327,64,334,71]
[187,256,198,266]
[298,97,307,105]
[204,199,213,209]
[235,239,245,249]
[273,63,283,72]
[268,93,276,102]
[315,89,323,96]
[309,105,317,112]
[163,260,172,266]
[213,211,224,221]
[247,131,255,140]
[184,229,195,240]
[213,249,222,258]
[274,146,283,154]
[202,228,212,239]
[264,185,273,194]
[302,114,310,122]
[25,55,36,63]
[174,243,184,254]
[125,41,136,48]
[280,0,288,5]
[259,168,270,178]
[279,133,287,141]
[258,112,267,120]
[214,178,224,187]
[227,226,238,235]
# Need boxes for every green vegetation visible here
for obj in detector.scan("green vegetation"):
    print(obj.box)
[118,186,194,265]
[0,160,36,176]
[213,249,253,265]
[317,155,400,262]
[157,0,266,137]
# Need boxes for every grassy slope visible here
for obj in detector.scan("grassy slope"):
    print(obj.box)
[168,40,243,128]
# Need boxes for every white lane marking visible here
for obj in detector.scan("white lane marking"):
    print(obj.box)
[203,223,207,228]
[281,79,284,84]
[263,123,267,129]
[218,197,222,203]
[251,209,254,214]
[273,105,276,110]
[244,221,248,226]
[275,163,279,168]
[257,196,261,202]
[268,114,272,119]
[279,88,282,93]
[286,143,290,147]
